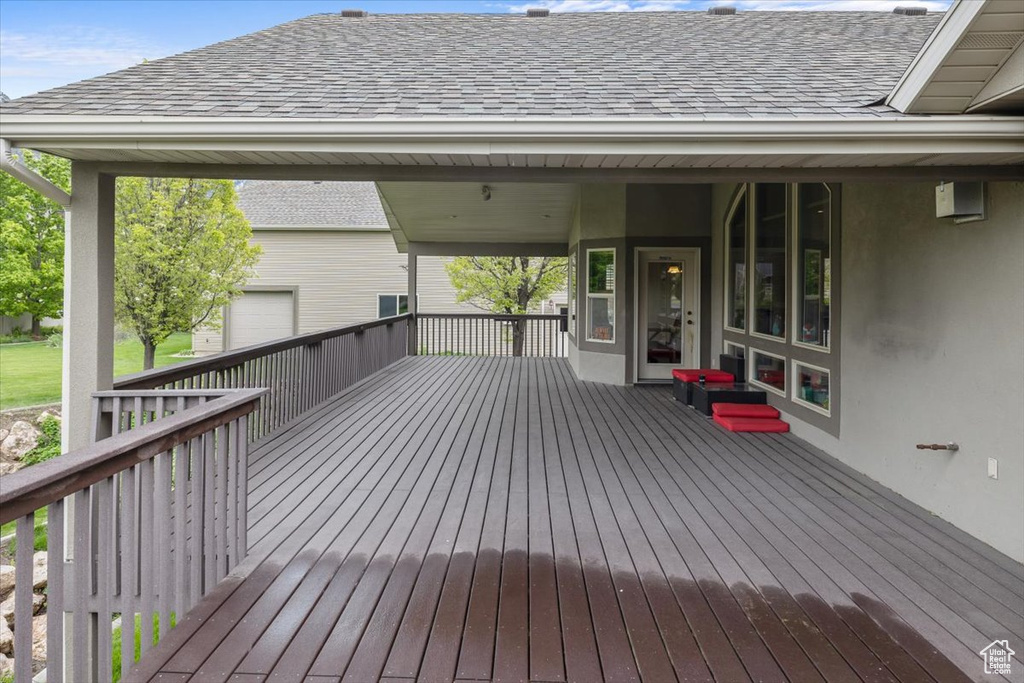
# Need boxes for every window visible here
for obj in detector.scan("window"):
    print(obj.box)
[793,361,830,414]
[725,190,747,331]
[750,348,786,395]
[753,184,787,339]
[377,294,409,318]
[568,250,577,337]
[795,184,831,349]
[724,342,745,359]
[586,249,615,342]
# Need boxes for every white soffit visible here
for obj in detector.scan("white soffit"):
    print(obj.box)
[376,182,578,247]
[888,0,1024,114]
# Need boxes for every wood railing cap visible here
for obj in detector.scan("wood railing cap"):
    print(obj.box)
[0,388,266,525]
[113,314,411,390]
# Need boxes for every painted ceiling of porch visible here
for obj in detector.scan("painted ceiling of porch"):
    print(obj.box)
[376,182,578,251]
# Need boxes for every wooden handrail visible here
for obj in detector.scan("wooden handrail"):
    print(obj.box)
[416,312,565,321]
[114,314,411,390]
[0,388,265,524]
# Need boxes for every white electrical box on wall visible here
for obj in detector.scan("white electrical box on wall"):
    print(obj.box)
[935,182,985,221]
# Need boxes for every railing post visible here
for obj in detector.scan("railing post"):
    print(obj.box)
[408,252,418,356]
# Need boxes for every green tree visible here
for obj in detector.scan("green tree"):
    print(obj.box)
[115,177,261,369]
[445,256,567,356]
[0,151,71,336]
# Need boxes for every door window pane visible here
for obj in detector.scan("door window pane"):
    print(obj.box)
[753,184,787,339]
[726,192,747,330]
[796,184,831,348]
[645,261,683,364]
[751,349,786,393]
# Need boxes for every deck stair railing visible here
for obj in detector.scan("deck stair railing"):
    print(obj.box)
[113,314,411,442]
[0,387,264,683]
[416,313,568,357]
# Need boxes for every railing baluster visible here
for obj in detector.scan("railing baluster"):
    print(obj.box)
[96,477,113,683]
[14,514,33,683]
[138,457,155,655]
[121,463,136,676]
[72,489,90,679]
[215,424,229,582]
[47,500,65,683]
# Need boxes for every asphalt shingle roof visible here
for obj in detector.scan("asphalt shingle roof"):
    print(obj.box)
[236,180,387,228]
[1,11,942,119]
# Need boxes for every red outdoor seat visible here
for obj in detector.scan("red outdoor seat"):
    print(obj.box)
[713,414,790,433]
[671,369,734,383]
[712,403,780,419]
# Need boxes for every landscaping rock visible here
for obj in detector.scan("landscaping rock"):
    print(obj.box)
[0,461,16,476]
[0,652,12,675]
[0,428,8,444]
[0,617,11,656]
[34,410,61,426]
[0,592,44,628]
[0,566,14,600]
[0,421,39,461]
[31,614,45,662]
[31,553,46,591]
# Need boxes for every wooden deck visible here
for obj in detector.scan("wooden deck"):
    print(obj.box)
[128,357,1024,683]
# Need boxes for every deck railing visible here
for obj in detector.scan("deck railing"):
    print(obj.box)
[416,313,568,357]
[0,388,264,683]
[113,314,411,442]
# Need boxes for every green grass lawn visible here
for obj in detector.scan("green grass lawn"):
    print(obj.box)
[0,332,193,410]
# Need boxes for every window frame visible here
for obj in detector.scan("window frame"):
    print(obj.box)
[791,358,832,416]
[749,183,789,344]
[377,293,411,319]
[791,183,833,354]
[724,341,745,358]
[748,346,787,397]
[585,247,616,344]
[568,248,578,341]
[723,187,748,334]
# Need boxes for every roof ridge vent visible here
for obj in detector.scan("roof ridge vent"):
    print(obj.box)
[893,6,927,15]
[706,6,737,15]
[341,8,368,17]
[526,8,550,17]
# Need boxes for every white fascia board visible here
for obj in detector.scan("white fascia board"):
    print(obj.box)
[1,115,1022,157]
[887,0,987,113]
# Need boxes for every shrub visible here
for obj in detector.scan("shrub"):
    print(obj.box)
[45,332,63,348]
[21,416,61,467]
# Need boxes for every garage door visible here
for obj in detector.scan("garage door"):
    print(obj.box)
[227,291,295,350]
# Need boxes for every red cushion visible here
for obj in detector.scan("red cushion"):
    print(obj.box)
[712,403,780,419]
[671,369,734,383]
[713,414,790,433]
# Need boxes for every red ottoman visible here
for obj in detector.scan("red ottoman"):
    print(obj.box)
[712,403,780,419]
[672,369,734,404]
[713,414,790,433]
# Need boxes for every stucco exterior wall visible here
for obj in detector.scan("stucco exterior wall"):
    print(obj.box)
[839,180,1024,561]
[193,230,476,353]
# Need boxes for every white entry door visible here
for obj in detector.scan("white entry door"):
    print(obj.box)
[636,249,699,381]
[227,290,295,350]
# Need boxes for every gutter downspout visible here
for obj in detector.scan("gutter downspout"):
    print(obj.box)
[0,138,72,207]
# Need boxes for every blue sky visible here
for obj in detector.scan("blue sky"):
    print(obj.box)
[1,0,951,98]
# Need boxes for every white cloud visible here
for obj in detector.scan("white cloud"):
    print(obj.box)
[0,26,177,98]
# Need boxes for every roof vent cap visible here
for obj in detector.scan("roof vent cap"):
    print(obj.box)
[526,8,550,17]
[707,6,737,15]
[893,6,927,15]
[341,8,368,17]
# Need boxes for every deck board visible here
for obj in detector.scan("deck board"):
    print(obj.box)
[127,357,1024,683]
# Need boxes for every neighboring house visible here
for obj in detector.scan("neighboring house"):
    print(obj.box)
[1,3,1022,681]
[193,180,497,353]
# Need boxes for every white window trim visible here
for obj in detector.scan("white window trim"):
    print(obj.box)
[724,341,745,357]
[791,358,832,417]
[748,346,787,397]
[791,183,832,355]
[749,183,788,343]
[586,248,616,344]
[723,187,748,335]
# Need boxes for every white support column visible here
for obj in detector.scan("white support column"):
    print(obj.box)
[61,164,115,452]
[407,252,418,356]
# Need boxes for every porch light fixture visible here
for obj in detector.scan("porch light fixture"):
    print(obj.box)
[667,265,682,274]
[481,185,492,201]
